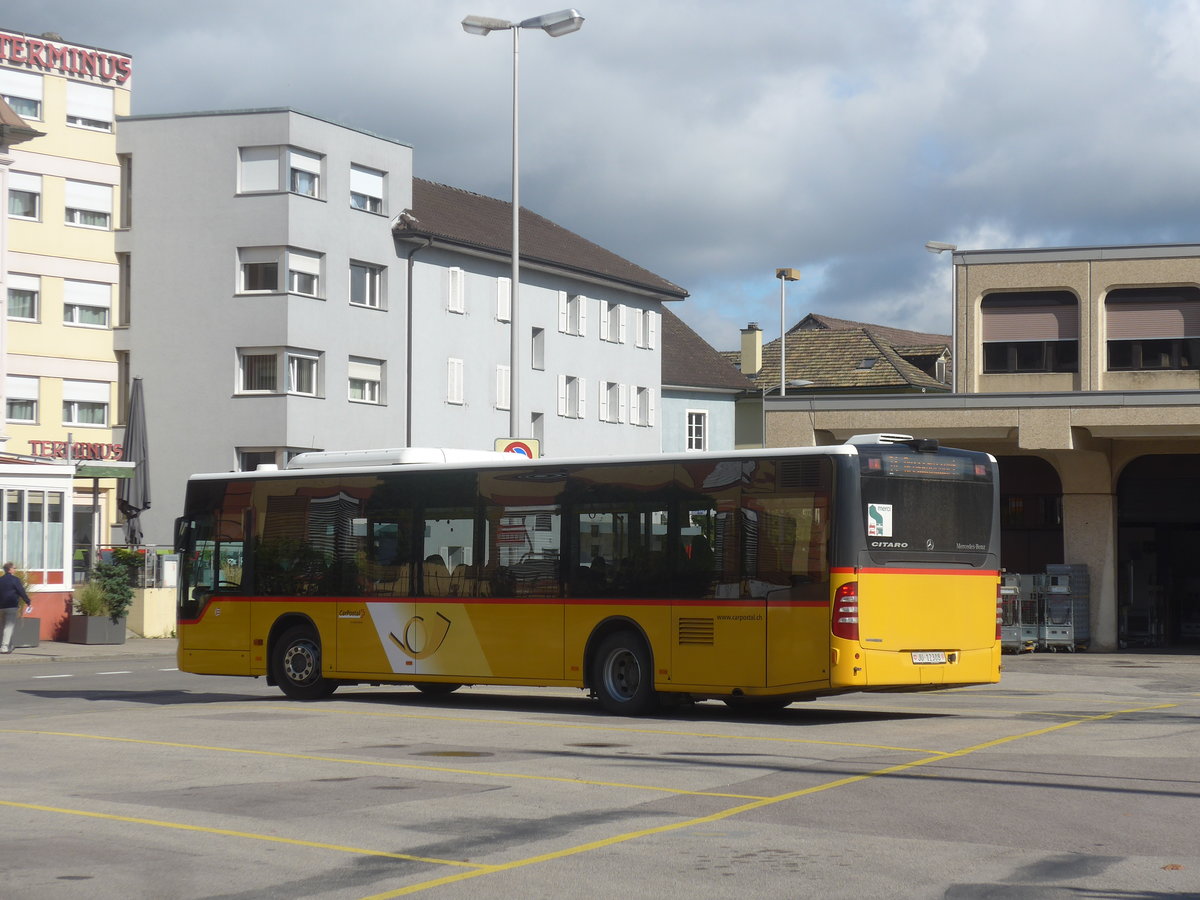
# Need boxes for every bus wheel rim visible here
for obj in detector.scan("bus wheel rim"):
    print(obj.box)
[283,641,318,684]
[603,648,639,701]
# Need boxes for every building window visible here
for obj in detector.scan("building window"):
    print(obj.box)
[5,375,38,423]
[350,164,384,213]
[686,410,708,451]
[2,488,66,577]
[531,327,545,370]
[349,357,383,404]
[446,267,465,314]
[349,262,383,308]
[117,253,131,326]
[496,365,510,410]
[62,380,109,426]
[981,291,1079,374]
[287,352,320,396]
[558,292,587,336]
[239,145,282,193]
[288,249,322,297]
[239,352,278,392]
[599,381,624,423]
[239,247,281,293]
[7,172,40,220]
[636,308,659,349]
[447,358,465,405]
[63,280,111,328]
[632,387,655,427]
[601,300,626,343]
[7,274,39,320]
[64,179,113,230]
[1106,286,1200,371]
[66,81,114,131]
[497,277,512,322]
[557,374,585,419]
[0,69,43,119]
[288,148,322,198]
[531,411,544,444]
[119,154,133,227]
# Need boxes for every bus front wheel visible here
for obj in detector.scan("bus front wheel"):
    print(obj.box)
[272,625,337,700]
[591,631,658,716]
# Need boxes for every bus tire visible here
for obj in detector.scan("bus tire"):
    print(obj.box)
[414,682,462,696]
[272,624,337,700]
[591,631,658,716]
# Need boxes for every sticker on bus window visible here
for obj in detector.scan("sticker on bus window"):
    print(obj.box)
[867,503,892,536]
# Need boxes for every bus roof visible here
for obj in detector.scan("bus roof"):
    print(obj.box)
[186,444,864,483]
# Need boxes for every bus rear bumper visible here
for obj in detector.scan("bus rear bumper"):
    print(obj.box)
[830,644,1000,690]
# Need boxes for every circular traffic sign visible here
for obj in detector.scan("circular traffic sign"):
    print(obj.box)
[501,440,533,457]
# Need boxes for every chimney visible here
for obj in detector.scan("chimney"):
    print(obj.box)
[740,322,762,376]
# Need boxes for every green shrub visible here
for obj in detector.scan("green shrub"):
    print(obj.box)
[90,561,134,621]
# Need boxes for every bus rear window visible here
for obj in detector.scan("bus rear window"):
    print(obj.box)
[859,447,994,564]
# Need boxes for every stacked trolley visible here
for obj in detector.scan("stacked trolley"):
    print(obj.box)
[999,567,1090,652]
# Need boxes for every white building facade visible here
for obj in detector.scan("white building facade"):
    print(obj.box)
[117,109,688,546]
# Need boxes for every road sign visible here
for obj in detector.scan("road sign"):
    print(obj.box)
[495,438,540,458]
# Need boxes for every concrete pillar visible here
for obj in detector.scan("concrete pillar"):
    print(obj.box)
[1060,491,1118,651]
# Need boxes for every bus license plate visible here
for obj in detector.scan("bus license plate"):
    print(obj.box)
[911,651,947,665]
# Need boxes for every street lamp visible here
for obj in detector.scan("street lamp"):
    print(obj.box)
[924,241,957,391]
[462,9,585,438]
[775,267,801,397]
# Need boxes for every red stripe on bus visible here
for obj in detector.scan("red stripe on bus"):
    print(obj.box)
[831,567,999,577]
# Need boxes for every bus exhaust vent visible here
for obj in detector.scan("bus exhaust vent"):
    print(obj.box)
[780,458,825,490]
[845,433,914,446]
[678,617,715,645]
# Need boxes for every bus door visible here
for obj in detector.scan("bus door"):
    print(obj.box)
[177,509,251,674]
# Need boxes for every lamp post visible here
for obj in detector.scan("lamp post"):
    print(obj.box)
[924,241,957,391]
[775,268,801,397]
[462,9,585,438]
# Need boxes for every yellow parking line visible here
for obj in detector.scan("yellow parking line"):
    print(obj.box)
[0,729,769,801]
[360,701,1177,898]
[0,799,490,869]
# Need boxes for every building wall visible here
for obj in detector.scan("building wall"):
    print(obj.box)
[660,389,737,453]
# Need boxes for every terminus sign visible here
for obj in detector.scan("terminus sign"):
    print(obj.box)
[28,441,125,461]
[0,30,131,85]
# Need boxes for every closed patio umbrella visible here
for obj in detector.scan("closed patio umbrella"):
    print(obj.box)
[117,377,151,546]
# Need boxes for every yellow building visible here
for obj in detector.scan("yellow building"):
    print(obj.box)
[1,28,131,621]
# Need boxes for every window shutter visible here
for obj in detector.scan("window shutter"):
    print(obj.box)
[497,277,512,322]
[65,180,113,214]
[0,69,42,103]
[618,384,627,424]
[288,249,321,275]
[240,146,280,192]
[67,81,113,124]
[348,358,382,381]
[64,280,112,309]
[648,310,659,350]
[558,291,568,333]
[447,268,465,313]
[647,389,656,427]
[576,377,586,419]
[288,148,322,174]
[618,305,627,344]
[982,305,1078,341]
[6,375,38,400]
[8,273,40,293]
[578,294,588,337]
[63,379,109,403]
[598,381,609,421]
[349,164,384,197]
[447,358,464,404]
[496,365,510,410]
[1107,301,1200,339]
[9,172,40,193]
[557,375,568,416]
[599,300,609,340]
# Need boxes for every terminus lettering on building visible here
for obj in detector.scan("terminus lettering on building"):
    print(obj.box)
[0,29,131,84]
[28,441,125,461]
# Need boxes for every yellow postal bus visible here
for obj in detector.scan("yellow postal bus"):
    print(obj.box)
[175,435,1001,714]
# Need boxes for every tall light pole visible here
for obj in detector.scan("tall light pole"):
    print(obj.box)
[775,268,800,397]
[924,241,957,392]
[462,9,585,438]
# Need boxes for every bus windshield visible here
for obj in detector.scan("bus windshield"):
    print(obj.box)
[859,445,994,565]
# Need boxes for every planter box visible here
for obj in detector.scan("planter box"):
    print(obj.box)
[67,615,127,645]
[15,617,40,648]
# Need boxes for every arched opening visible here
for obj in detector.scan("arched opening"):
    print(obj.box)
[996,456,1064,574]
[1117,455,1200,648]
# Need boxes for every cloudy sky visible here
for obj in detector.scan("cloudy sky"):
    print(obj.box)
[7,1,1200,349]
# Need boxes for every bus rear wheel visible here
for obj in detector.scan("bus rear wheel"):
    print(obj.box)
[591,631,658,716]
[272,624,337,700]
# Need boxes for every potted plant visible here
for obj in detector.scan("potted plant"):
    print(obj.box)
[67,560,134,645]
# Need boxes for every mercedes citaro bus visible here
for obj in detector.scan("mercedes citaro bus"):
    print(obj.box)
[175,435,1001,715]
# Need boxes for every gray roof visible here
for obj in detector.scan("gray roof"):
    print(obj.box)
[394,179,688,301]
[661,308,756,392]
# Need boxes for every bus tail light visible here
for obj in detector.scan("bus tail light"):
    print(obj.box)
[996,583,1003,641]
[832,582,859,641]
